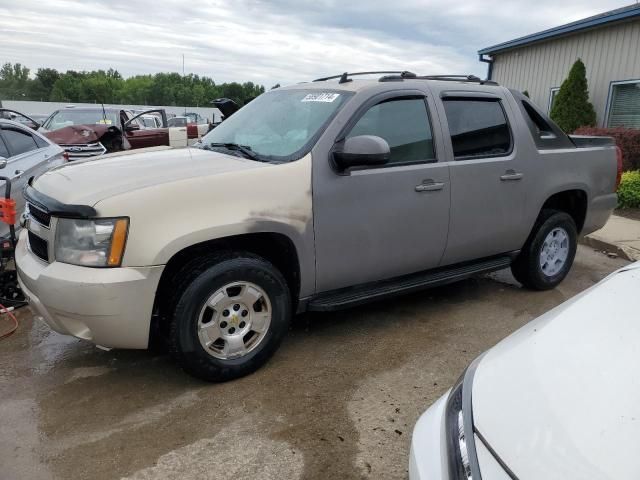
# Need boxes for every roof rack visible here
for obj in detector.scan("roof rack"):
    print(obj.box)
[313,71,498,85]
[379,73,498,85]
[313,71,417,84]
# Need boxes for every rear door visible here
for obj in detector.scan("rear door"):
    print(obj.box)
[435,91,527,265]
[313,90,451,292]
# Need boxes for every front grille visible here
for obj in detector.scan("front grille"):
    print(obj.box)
[28,203,50,227]
[28,231,49,262]
[60,142,107,160]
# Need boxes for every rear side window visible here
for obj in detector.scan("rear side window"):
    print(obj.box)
[348,97,436,165]
[0,135,8,158]
[522,101,553,136]
[443,99,511,159]
[513,94,574,150]
[2,127,38,156]
[34,134,49,149]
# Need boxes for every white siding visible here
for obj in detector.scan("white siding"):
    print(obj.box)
[491,19,640,126]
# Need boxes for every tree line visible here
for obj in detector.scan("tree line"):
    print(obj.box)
[0,63,266,107]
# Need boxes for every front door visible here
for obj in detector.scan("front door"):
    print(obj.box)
[122,110,170,149]
[313,92,451,293]
[436,93,527,266]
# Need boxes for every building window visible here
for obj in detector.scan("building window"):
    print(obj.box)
[548,87,560,113]
[607,81,640,128]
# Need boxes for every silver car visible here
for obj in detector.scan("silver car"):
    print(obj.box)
[0,119,66,238]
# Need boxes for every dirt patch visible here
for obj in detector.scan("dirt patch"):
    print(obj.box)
[615,208,640,221]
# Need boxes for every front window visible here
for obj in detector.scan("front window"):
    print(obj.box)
[199,89,352,162]
[168,117,188,127]
[608,81,640,128]
[42,110,119,131]
[347,97,435,165]
[141,117,156,128]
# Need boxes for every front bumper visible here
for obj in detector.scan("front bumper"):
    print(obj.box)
[15,230,164,349]
[409,394,449,480]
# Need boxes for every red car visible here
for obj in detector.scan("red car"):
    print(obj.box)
[37,107,174,160]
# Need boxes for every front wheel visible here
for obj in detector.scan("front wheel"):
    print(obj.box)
[511,210,577,290]
[169,252,291,382]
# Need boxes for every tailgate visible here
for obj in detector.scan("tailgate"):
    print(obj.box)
[569,135,616,148]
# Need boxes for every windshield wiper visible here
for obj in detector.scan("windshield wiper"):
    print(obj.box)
[206,142,262,161]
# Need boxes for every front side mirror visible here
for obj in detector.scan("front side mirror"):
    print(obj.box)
[0,158,7,169]
[333,135,390,170]
[124,123,140,132]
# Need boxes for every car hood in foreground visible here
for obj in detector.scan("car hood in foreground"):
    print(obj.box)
[472,263,640,479]
[31,147,266,206]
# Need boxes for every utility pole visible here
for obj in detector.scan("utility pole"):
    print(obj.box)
[182,54,186,115]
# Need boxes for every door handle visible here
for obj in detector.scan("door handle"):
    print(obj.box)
[415,180,444,192]
[500,170,523,181]
[14,169,24,178]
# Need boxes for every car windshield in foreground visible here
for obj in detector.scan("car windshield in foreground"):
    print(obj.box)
[198,89,352,162]
[42,110,119,130]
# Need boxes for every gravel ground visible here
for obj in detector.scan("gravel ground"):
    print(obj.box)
[0,246,628,480]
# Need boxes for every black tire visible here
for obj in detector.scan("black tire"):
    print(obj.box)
[168,251,291,382]
[511,209,577,290]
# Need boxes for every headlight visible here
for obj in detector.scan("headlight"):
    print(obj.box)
[445,376,473,479]
[55,217,129,267]
[444,363,482,480]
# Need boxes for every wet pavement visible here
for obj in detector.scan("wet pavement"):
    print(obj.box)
[0,246,629,480]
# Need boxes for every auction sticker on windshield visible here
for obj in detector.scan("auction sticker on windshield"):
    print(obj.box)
[301,93,340,103]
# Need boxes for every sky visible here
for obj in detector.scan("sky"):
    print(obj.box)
[0,0,633,87]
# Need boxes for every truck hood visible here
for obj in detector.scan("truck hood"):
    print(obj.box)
[472,262,640,479]
[42,124,116,145]
[32,147,266,206]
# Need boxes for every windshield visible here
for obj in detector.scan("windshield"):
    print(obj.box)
[199,89,352,162]
[42,110,119,131]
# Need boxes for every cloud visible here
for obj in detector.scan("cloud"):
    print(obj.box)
[0,0,630,86]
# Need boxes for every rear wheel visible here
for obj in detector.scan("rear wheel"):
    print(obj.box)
[511,210,577,290]
[169,252,291,382]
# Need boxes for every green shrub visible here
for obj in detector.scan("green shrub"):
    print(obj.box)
[618,171,640,209]
[550,59,597,133]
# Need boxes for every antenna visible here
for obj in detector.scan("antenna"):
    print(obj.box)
[101,102,107,125]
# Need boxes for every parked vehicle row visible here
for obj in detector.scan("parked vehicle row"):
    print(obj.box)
[16,71,619,384]
[0,105,219,161]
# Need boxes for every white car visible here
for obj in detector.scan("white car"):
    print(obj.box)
[410,261,640,480]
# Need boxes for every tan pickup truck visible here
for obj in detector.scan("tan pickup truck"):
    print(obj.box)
[16,72,620,381]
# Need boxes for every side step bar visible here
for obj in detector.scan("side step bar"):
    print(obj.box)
[307,255,514,312]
